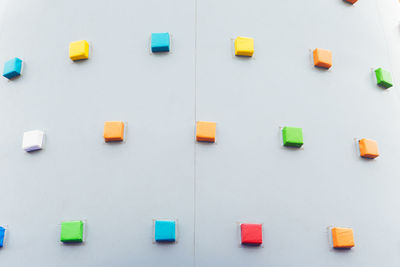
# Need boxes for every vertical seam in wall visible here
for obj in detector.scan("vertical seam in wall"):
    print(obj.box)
[193,0,198,265]
[373,0,400,101]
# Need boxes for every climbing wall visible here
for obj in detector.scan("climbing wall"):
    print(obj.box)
[0,0,399,266]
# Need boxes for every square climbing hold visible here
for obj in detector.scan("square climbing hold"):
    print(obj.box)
[196,121,216,143]
[60,220,84,243]
[331,227,355,248]
[69,40,89,61]
[359,138,379,159]
[104,121,124,142]
[241,223,262,245]
[0,226,5,247]
[3,57,22,79]
[313,48,332,69]
[155,220,176,242]
[151,33,170,53]
[234,37,254,57]
[375,68,393,89]
[22,130,44,152]
[282,127,303,147]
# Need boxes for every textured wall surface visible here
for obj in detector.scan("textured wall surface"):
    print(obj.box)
[0,0,399,266]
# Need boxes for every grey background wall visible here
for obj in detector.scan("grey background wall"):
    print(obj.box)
[0,0,399,266]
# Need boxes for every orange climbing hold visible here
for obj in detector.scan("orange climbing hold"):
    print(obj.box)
[359,138,379,159]
[104,121,124,142]
[313,48,332,69]
[332,227,355,248]
[196,121,216,142]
